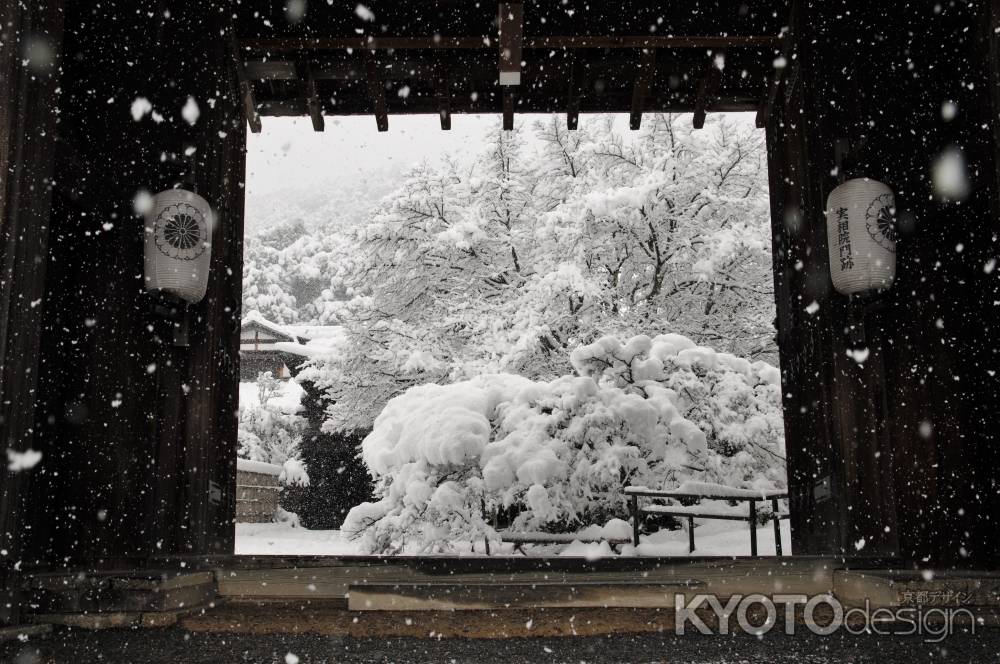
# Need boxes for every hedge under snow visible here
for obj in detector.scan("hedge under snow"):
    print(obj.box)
[343,333,785,554]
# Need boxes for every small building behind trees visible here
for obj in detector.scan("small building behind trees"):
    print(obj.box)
[240,311,303,380]
[240,311,343,380]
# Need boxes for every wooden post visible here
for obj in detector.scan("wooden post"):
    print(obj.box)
[630,493,640,546]
[771,497,783,556]
[688,515,696,553]
[630,49,655,130]
[0,0,65,625]
[749,499,758,556]
[498,2,523,86]
[365,56,388,132]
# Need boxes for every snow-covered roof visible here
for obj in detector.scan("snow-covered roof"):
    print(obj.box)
[241,310,300,343]
[275,330,345,359]
[283,324,344,341]
[240,311,343,347]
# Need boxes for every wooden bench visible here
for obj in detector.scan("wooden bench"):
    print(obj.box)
[493,532,631,556]
[625,484,789,556]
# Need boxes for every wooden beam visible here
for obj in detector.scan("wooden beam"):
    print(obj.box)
[629,49,656,130]
[299,63,324,131]
[566,57,580,130]
[498,2,523,85]
[756,2,797,129]
[692,52,724,129]
[503,87,514,130]
[436,65,451,130]
[244,60,298,80]
[365,56,388,132]
[239,34,781,52]
[254,94,761,118]
[230,38,261,133]
[255,92,761,119]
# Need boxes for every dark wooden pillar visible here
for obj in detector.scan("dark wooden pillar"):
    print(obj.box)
[0,0,66,624]
[16,1,246,568]
[772,2,1000,567]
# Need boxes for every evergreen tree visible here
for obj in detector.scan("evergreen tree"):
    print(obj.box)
[282,375,373,529]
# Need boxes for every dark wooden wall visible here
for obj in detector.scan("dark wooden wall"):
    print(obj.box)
[770,2,1000,566]
[1,0,247,583]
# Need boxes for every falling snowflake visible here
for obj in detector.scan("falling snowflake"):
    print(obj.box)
[7,449,42,472]
[182,96,200,125]
[846,348,870,364]
[131,97,152,121]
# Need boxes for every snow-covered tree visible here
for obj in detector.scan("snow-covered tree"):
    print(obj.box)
[237,372,307,466]
[242,220,353,325]
[303,113,774,432]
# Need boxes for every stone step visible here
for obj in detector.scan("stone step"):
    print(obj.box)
[23,571,216,615]
[347,581,704,610]
[834,570,1000,609]
[216,557,835,603]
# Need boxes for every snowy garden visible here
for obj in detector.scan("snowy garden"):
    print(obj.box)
[236,112,788,557]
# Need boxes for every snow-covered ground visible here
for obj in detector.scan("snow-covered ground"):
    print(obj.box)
[236,522,361,556]
[235,519,791,558]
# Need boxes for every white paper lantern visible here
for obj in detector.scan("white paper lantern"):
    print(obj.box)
[143,188,213,303]
[825,178,896,295]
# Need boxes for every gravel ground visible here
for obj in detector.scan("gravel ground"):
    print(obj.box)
[3,626,999,664]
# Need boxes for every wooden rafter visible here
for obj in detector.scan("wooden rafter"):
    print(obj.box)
[436,63,451,130]
[756,1,797,129]
[230,38,261,133]
[255,95,761,118]
[629,48,656,130]
[299,62,324,131]
[566,56,580,130]
[498,2,524,86]
[692,52,724,129]
[239,34,780,52]
[365,56,389,132]
[503,87,514,130]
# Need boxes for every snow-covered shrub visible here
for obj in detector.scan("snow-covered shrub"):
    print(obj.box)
[279,458,310,487]
[237,372,307,466]
[569,333,785,490]
[343,333,785,553]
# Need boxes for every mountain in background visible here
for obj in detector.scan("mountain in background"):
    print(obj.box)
[244,162,407,235]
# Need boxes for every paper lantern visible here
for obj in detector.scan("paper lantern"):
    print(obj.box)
[825,178,896,295]
[144,188,212,303]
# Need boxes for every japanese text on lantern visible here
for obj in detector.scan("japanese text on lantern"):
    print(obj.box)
[836,206,853,270]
